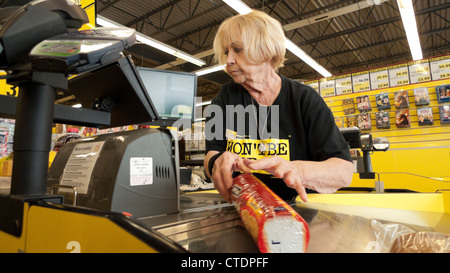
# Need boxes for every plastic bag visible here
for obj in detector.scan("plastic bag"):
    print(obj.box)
[231,173,310,253]
[390,231,450,253]
[371,219,450,253]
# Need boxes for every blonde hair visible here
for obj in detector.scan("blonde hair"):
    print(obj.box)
[213,10,286,70]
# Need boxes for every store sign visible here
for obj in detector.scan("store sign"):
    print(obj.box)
[430,55,450,80]
[319,77,336,97]
[388,63,410,87]
[335,74,353,95]
[369,67,390,90]
[352,71,371,92]
[0,72,17,97]
[409,60,431,84]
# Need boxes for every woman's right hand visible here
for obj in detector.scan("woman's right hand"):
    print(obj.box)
[209,151,252,202]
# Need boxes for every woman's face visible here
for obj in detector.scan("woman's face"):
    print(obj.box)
[224,41,270,85]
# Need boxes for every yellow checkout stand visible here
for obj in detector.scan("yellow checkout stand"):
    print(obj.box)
[1,0,449,254]
[1,184,449,253]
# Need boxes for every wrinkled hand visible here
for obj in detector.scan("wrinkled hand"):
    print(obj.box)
[210,151,252,202]
[243,155,308,202]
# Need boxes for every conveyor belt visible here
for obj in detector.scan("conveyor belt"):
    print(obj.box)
[139,193,259,252]
[138,191,450,253]
[152,209,257,252]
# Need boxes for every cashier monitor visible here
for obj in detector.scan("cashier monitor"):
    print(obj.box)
[68,56,159,128]
[137,67,198,129]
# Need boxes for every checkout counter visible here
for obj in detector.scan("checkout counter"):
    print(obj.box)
[0,0,449,254]
[142,183,450,253]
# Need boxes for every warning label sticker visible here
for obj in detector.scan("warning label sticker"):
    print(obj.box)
[130,157,153,186]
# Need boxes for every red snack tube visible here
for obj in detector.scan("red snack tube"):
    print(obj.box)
[231,173,310,253]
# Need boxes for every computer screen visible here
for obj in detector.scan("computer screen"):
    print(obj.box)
[137,67,197,127]
[69,56,159,128]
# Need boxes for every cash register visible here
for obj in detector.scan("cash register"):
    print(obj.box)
[0,0,187,252]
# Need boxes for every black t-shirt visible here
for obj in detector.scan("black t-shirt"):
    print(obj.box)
[205,74,351,200]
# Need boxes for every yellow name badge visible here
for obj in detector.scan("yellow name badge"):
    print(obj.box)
[226,138,290,174]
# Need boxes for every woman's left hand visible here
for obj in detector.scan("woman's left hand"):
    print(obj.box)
[243,155,308,202]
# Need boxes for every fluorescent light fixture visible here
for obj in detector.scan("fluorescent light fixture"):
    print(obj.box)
[97,15,206,67]
[397,0,423,60]
[173,51,206,67]
[222,0,252,14]
[222,0,332,78]
[194,64,225,76]
[285,39,332,78]
[72,103,82,108]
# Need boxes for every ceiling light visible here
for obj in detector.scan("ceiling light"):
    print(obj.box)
[173,51,206,67]
[222,0,332,77]
[222,0,252,14]
[194,64,225,76]
[397,0,423,60]
[96,15,206,67]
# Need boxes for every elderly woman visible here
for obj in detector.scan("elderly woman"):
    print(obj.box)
[204,10,353,203]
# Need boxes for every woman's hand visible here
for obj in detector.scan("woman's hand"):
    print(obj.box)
[207,151,252,202]
[244,155,353,202]
[243,156,309,202]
